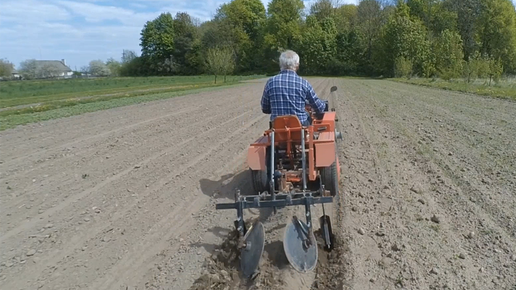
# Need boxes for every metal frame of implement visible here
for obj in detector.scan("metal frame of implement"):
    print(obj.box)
[215,127,336,278]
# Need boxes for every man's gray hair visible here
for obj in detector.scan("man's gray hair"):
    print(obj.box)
[279,50,300,70]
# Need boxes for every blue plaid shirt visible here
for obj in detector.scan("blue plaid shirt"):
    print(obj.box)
[261,70,326,125]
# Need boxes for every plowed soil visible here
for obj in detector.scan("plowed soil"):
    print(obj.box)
[1,78,515,290]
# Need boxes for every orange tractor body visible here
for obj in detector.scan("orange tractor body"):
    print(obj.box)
[247,111,340,195]
[215,86,342,278]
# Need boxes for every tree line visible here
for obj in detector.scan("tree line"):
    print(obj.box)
[119,0,516,81]
[0,58,123,79]
[2,0,515,81]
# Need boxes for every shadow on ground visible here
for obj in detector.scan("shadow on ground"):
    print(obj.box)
[194,170,275,257]
[199,169,273,222]
[199,170,253,199]
[264,240,289,270]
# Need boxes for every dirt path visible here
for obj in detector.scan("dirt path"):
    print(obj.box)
[1,78,515,290]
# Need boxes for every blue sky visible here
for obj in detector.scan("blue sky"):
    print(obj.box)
[0,0,514,71]
[0,0,360,70]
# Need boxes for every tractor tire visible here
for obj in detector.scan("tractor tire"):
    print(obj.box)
[250,169,268,194]
[321,161,339,197]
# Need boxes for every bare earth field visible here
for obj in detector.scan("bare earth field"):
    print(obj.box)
[1,78,515,290]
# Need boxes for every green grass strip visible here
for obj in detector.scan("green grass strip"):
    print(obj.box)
[0,75,247,107]
[0,81,250,131]
[390,78,516,101]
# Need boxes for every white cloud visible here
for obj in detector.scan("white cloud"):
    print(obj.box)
[0,0,244,69]
[56,1,156,26]
[0,0,71,24]
[130,3,147,9]
[1,0,515,71]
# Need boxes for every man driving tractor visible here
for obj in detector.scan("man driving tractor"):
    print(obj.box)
[260,50,327,126]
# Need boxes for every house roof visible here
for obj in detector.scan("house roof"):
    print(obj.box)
[35,60,72,72]
[9,63,18,74]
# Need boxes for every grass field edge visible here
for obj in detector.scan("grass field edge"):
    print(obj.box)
[0,80,254,132]
[389,77,516,101]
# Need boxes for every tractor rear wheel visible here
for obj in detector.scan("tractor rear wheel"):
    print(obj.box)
[321,161,339,197]
[250,169,268,194]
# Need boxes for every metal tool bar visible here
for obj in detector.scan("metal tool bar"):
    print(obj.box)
[216,196,333,210]
[226,192,330,202]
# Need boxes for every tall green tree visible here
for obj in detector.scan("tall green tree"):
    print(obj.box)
[172,12,199,74]
[140,12,175,74]
[185,39,204,74]
[213,0,266,73]
[476,0,516,73]
[357,0,388,73]
[263,0,305,72]
[264,0,304,51]
[106,58,122,76]
[434,29,464,79]
[445,0,482,60]
[89,60,111,77]
[334,4,358,32]
[19,59,37,79]
[205,46,236,83]
[380,1,433,76]
[0,59,13,78]
[201,19,234,49]
[407,0,458,35]
[334,29,365,75]
[309,0,336,21]
[300,16,338,75]
[121,50,137,64]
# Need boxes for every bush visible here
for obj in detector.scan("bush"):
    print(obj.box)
[394,57,413,79]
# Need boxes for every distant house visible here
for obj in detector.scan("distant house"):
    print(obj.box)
[34,59,73,78]
[11,68,20,79]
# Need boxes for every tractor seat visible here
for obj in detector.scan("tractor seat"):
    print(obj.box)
[272,115,305,143]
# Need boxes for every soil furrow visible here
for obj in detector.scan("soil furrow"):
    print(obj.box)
[0,86,266,290]
[0,98,249,217]
[87,113,267,290]
[1,78,515,290]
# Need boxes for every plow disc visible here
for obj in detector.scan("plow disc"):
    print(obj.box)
[215,191,335,278]
[283,216,318,272]
[240,221,265,278]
